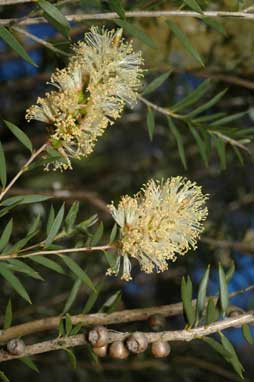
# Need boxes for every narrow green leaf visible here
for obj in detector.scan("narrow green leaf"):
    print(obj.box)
[83,280,104,314]
[77,214,98,230]
[38,0,70,38]
[189,126,208,167]
[0,194,51,207]
[203,337,232,359]
[65,202,79,232]
[45,203,65,247]
[210,112,246,127]
[242,324,253,345]
[109,224,118,243]
[218,263,229,314]
[61,255,96,292]
[0,141,7,189]
[196,265,210,323]
[4,120,32,153]
[171,80,210,112]
[3,299,12,330]
[64,348,77,369]
[184,0,202,12]
[166,20,204,66]
[0,371,9,382]
[91,222,104,246]
[115,20,157,48]
[214,137,226,170]
[143,71,171,95]
[206,297,219,325]
[219,333,244,379]
[233,146,244,166]
[62,279,82,314]
[46,205,55,236]
[100,290,122,313]
[65,313,73,336]
[181,276,195,326]
[19,357,39,373]
[104,250,116,269]
[0,263,31,303]
[202,17,226,36]
[70,322,83,336]
[7,259,43,280]
[30,255,65,274]
[0,26,37,67]
[225,261,235,283]
[109,0,125,19]
[147,108,155,141]
[0,219,13,252]
[168,117,187,169]
[185,89,227,118]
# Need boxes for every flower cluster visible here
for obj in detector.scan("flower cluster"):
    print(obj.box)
[108,177,208,281]
[26,27,144,170]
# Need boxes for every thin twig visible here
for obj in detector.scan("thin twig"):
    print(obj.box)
[0,142,49,202]
[2,10,254,27]
[0,313,253,362]
[0,244,113,260]
[138,95,180,119]
[201,236,254,253]
[0,285,252,343]
[13,26,70,57]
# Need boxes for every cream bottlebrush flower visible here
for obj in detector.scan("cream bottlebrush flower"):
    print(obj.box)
[26,27,143,170]
[108,177,208,281]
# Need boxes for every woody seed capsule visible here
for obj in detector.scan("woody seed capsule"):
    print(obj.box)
[109,341,129,359]
[93,345,108,358]
[126,332,148,353]
[151,341,171,358]
[88,326,108,348]
[7,339,26,355]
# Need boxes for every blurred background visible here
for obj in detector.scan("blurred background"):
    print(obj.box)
[1,0,254,381]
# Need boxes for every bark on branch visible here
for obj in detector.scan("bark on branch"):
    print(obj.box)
[0,313,253,363]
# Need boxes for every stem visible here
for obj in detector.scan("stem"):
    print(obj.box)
[0,284,252,343]
[0,313,253,362]
[138,95,181,119]
[0,142,49,202]
[0,244,113,260]
[2,10,254,26]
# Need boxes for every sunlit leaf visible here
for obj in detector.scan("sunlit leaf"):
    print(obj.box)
[147,108,155,141]
[0,26,37,66]
[38,0,70,38]
[61,255,96,292]
[45,203,65,247]
[168,117,187,169]
[3,299,12,330]
[196,265,210,323]
[166,20,204,66]
[0,219,13,252]
[218,263,229,314]
[0,263,31,303]
[4,120,32,153]
[115,19,157,48]
[143,71,171,95]
[181,276,195,326]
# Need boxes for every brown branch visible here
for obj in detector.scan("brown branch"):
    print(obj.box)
[8,187,109,213]
[1,285,253,343]
[0,142,49,202]
[201,236,254,253]
[0,313,253,362]
[2,10,254,27]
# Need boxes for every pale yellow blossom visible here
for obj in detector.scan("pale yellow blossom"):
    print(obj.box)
[26,27,143,170]
[108,177,208,281]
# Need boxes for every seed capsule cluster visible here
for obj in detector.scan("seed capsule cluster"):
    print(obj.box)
[88,326,171,359]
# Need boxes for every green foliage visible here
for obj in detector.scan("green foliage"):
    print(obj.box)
[0,27,37,66]
[38,0,70,38]
[181,276,195,326]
